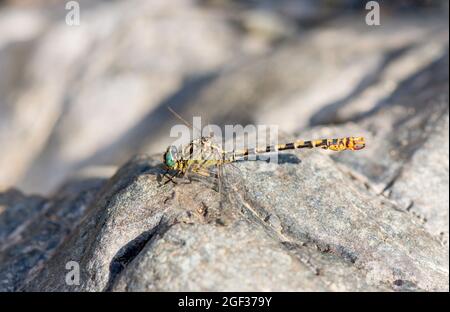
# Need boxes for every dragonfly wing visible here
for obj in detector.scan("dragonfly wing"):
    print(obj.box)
[186,164,219,191]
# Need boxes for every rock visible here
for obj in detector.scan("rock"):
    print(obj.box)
[309,53,449,246]
[0,178,105,291]
[230,151,447,291]
[0,189,46,247]
[18,53,449,291]
[21,145,447,291]
[0,0,448,292]
[21,156,166,291]
[388,113,449,246]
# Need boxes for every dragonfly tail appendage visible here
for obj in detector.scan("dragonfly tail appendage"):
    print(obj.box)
[324,137,366,151]
[287,137,366,152]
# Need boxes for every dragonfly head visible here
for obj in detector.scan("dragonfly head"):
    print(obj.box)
[348,137,366,150]
[163,145,178,169]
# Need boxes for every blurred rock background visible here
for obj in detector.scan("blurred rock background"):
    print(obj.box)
[0,0,447,195]
[0,0,448,292]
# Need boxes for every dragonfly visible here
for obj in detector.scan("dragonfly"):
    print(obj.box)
[162,136,365,183]
[159,110,366,276]
[160,109,366,188]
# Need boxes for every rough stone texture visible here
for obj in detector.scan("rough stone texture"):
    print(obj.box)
[313,54,450,247]
[0,0,448,292]
[21,147,448,291]
[389,113,449,246]
[0,178,105,291]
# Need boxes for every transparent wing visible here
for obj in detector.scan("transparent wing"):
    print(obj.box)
[219,161,248,211]
[186,163,220,191]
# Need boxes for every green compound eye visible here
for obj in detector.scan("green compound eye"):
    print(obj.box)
[164,146,177,168]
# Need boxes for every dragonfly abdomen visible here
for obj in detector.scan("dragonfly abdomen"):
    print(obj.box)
[225,137,365,161]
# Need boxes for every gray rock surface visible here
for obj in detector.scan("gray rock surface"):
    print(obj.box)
[21,145,448,291]
[17,56,450,290]
[0,178,105,291]
[317,54,450,247]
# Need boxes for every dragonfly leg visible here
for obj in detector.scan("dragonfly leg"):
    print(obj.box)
[158,169,169,186]
[163,171,180,185]
[217,164,222,195]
